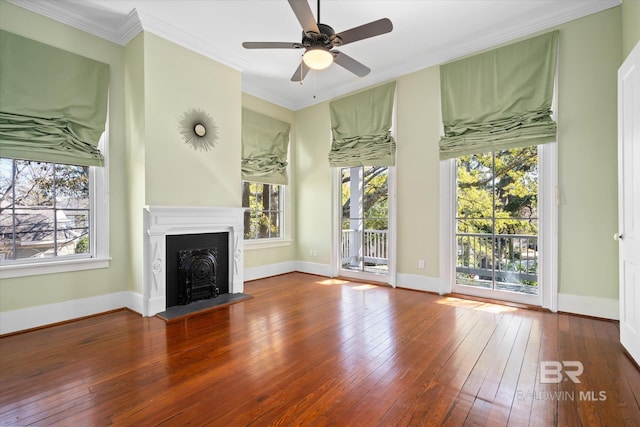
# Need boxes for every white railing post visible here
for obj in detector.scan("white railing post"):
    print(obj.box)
[341,228,390,268]
[349,167,363,268]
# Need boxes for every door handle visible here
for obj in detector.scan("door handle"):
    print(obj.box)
[614,233,624,241]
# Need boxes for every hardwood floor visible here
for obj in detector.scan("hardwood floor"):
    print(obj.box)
[1,272,639,426]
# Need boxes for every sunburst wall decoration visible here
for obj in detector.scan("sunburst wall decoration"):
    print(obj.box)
[179,108,219,152]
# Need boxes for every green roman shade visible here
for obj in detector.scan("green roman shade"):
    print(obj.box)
[329,81,396,167]
[0,30,109,167]
[241,108,291,185]
[439,31,558,160]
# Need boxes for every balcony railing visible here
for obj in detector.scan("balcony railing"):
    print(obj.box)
[456,232,538,285]
[339,230,537,287]
[341,229,388,266]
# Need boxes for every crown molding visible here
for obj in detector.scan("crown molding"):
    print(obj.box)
[277,0,621,110]
[5,0,249,71]
[119,9,144,45]
[135,10,250,71]
[6,0,130,44]
[244,0,622,111]
[6,0,622,111]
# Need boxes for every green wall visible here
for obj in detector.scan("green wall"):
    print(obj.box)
[142,33,241,208]
[622,0,640,58]
[0,0,630,317]
[293,7,623,300]
[0,1,244,307]
[242,94,298,268]
[125,32,242,293]
[294,103,333,265]
[124,33,146,294]
[556,7,621,298]
[0,0,130,310]
[395,67,442,277]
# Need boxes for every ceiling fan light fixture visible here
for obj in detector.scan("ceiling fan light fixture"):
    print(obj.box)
[303,47,333,70]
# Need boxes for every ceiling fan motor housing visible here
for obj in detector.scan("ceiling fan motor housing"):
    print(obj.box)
[302,23,342,49]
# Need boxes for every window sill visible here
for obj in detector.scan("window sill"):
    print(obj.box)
[0,257,111,279]
[244,239,293,251]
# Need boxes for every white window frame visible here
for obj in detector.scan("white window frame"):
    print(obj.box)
[242,181,292,250]
[0,127,111,279]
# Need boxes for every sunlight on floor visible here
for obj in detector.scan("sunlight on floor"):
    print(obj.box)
[351,284,378,291]
[316,279,350,286]
[315,278,379,291]
[436,297,518,313]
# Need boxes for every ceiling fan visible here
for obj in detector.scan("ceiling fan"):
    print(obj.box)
[242,0,393,82]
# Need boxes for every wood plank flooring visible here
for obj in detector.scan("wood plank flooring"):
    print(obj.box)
[1,272,639,426]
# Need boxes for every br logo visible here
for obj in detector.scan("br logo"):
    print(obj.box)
[540,361,584,383]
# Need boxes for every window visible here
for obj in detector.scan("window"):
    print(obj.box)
[1,158,91,261]
[0,133,109,277]
[0,32,110,277]
[454,146,541,300]
[242,181,283,240]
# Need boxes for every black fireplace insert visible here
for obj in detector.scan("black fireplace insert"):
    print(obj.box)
[166,232,229,307]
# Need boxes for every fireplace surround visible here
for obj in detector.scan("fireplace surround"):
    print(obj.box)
[142,206,245,316]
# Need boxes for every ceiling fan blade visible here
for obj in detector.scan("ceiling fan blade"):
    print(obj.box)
[333,51,370,77]
[242,42,302,49]
[287,0,320,35]
[290,61,311,82]
[336,18,393,46]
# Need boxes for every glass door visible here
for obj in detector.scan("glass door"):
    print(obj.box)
[454,146,541,305]
[339,166,390,280]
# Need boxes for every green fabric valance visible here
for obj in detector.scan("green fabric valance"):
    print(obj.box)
[329,81,396,167]
[241,108,291,185]
[439,31,558,159]
[0,30,109,167]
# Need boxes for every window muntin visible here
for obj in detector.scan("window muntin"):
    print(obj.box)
[0,158,91,262]
[242,181,283,240]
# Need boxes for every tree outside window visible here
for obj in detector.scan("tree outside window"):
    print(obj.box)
[456,146,539,289]
[242,181,282,240]
[0,158,90,261]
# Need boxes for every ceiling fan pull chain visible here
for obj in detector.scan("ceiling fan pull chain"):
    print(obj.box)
[300,57,304,84]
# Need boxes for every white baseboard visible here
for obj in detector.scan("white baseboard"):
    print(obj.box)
[557,293,619,320]
[0,291,142,335]
[1,266,619,335]
[0,261,329,334]
[396,273,442,294]
[396,275,620,321]
[245,260,333,281]
[128,291,144,315]
[244,261,298,282]
[293,261,333,277]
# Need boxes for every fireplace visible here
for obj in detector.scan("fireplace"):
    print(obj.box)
[142,206,245,317]
[166,232,228,307]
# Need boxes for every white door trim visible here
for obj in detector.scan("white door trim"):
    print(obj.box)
[439,158,456,295]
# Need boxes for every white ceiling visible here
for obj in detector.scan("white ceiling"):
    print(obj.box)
[9,0,620,110]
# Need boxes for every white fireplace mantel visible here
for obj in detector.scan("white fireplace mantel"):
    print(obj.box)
[142,206,245,316]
